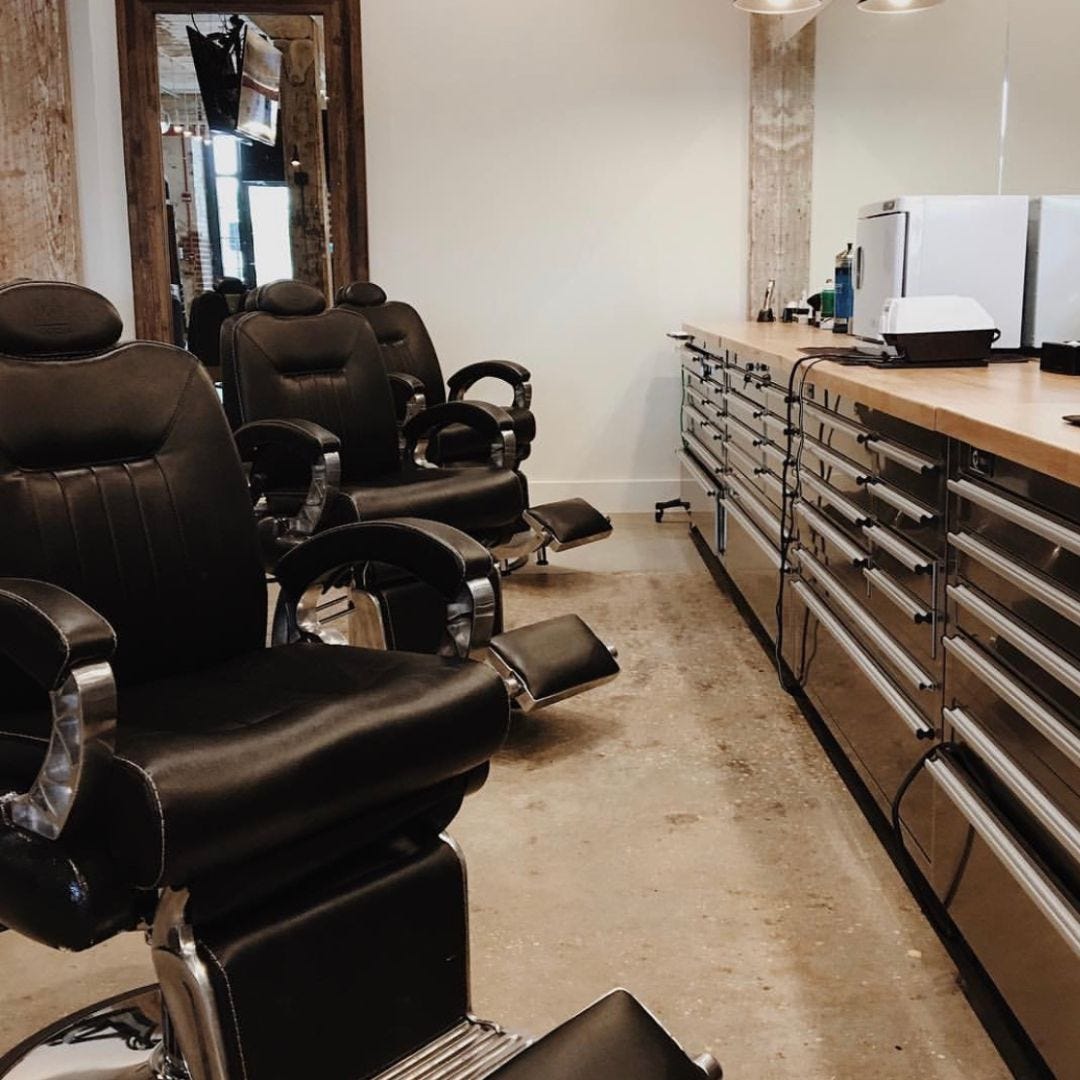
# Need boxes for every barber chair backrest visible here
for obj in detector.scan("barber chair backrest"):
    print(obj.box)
[0,280,267,705]
[336,282,448,407]
[223,279,403,482]
[186,278,247,367]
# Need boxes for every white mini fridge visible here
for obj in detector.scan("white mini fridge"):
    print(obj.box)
[852,195,1029,349]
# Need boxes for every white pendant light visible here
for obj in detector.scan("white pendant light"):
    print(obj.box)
[732,0,823,14]
[857,0,944,12]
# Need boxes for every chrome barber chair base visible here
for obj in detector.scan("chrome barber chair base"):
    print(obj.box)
[372,1019,529,1079]
[0,987,178,1080]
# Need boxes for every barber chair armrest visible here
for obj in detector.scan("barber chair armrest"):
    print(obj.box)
[404,401,519,469]
[448,360,532,411]
[275,519,498,657]
[235,419,343,545]
[0,579,117,841]
[387,371,427,424]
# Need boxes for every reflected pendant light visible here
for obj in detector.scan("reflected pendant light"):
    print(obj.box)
[857,0,944,11]
[732,0,823,13]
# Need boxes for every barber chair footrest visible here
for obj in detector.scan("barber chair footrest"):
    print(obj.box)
[485,614,619,711]
[523,499,612,552]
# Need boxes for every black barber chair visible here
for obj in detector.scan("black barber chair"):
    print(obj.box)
[187,277,247,371]
[227,280,614,570]
[0,279,721,1079]
[335,281,536,466]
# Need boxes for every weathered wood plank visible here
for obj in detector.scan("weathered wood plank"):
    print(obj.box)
[748,15,815,319]
[0,0,81,282]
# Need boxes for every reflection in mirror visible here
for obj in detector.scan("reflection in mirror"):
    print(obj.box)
[155,13,332,361]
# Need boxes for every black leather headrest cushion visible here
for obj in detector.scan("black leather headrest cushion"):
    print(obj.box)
[336,281,388,308]
[245,280,326,317]
[0,280,123,358]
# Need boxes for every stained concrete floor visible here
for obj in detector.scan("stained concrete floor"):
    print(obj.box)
[0,516,1010,1078]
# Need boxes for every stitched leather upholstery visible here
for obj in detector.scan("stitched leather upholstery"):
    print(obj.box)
[223,285,528,541]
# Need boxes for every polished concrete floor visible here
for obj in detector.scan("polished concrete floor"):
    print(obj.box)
[0,515,1010,1078]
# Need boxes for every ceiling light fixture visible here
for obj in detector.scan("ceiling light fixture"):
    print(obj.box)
[732,0,823,13]
[857,0,944,12]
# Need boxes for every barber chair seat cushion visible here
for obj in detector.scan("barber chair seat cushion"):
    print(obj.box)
[341,465,527,534]
[5,645,508,890]
[431,407,536,466]
[491,990,707,1080]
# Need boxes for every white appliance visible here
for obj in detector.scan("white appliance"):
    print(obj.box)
[1024,196,1080,349]
[852,195,1029,349]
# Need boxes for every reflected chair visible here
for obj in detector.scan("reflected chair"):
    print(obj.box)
[0,278,720,1080]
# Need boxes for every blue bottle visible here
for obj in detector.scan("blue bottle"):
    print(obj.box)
[834,243,854,334]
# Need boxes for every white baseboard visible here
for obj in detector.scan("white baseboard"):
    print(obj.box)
[526,478,680,514]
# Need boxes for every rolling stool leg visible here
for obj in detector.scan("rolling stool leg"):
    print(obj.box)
[655,498,690,523]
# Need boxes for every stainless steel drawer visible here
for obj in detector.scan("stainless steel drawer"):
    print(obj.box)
[723,388,767,432]
[678,449,723,558]
[727,472,785,550]
[723,493,782,639]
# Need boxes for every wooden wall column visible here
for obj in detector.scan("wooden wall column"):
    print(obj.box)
[0,0,81,282]
[748,15,816,319]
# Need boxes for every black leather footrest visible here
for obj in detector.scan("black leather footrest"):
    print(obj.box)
[487,614,618,711]
[524,498,612,550]
[489,990,716,1080]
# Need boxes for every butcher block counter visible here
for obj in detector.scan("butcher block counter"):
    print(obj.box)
[683,320,1080,487]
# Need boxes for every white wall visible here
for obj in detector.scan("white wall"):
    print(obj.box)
[809,0,1009,290]
[65,0,135,336]
[361,0,749,511]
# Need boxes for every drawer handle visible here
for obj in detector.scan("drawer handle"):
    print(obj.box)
[943,706,1080,867]
[949,531,1080,630]
[726,440,763,480]
[801,400,868,443]
[863,436,940,476]
[792,581,934,738]
[948,584,1080,699]
[677,450,718,498]
[864,567,933,624]
[799,551,938,691]
[949,479,1080,557]
[725,501,781,570]
[926,757,1080,959]
[800,469,874,528]
[727,476,785,546]
[796,502,870,568]
[871,481,938,526]
[943,635,1080,771]
[803,440,873,486]
[862,525,935,575]
[683,433,725,478]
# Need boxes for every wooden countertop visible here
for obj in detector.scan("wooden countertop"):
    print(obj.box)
[683,320,1080,488]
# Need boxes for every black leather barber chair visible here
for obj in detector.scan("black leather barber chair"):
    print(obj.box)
[335,281,536,467]
[0,279,721,1080]
[187,278,247,371]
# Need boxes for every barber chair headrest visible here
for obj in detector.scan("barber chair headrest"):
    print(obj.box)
[245,280,327,317]
[0,279,123,358]
[336,281,388,308]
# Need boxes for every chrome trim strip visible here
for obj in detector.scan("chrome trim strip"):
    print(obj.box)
[862,525,934,574]
[677,451,718,497]
[949,478,1080,557]
[948,585,1080,698]
[796,502,870,568]
[799,551,937,691]
[864,567,932,624]
[792,581,933,737]
[943,635,1080,771]
[927,758,1080,960]
[725,501,781,569]
[871,480,937,525]
[944,706,1080,867]
[799,469,873,527]
[1,660,116,840]
[949,531,1080,629]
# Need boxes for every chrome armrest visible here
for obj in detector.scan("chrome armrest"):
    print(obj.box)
[235,419,342,541]
[274,519,498,658]
[447,359,532,411]
[403,401,519,469]
[387,372,427,425]
[0,579,117,840]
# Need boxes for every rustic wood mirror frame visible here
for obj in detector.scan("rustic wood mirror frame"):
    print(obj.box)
[116,0,367,341]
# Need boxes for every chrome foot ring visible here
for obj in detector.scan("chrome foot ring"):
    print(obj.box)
[0,986,177,1080]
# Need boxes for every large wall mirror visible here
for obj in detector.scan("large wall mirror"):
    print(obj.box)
[117,0,367,346]
[809,0,1080,287]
